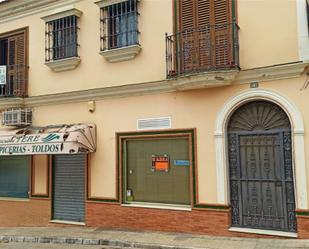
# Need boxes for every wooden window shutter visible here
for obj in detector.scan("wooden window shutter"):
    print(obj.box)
[178,0,196,31]
[177,0,233,71]
[7,32,26,96]
[214,0,232,67]
[15,33,26,66]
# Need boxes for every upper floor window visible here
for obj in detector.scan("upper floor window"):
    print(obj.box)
[0,28,28,97]
[43,9,82,62]
[42,9,82,72]
[166,0,239,77]
[46,16,78,61]
[45,15,79,62]
[99,0,139,51]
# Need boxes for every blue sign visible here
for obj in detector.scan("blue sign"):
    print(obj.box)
[174,160,190,166]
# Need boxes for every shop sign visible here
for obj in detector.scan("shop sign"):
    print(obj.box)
[152,155,169,172]
[0,132,89,155]
[0,66,6,85]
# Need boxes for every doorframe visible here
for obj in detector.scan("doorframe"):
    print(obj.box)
[117,129,197,208]
[214,88,307,210]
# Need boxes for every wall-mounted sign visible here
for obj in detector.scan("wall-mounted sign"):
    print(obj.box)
[152,155,169,172]
[0,123,96,155]
[174,160,190,166]
[0,66,6,85]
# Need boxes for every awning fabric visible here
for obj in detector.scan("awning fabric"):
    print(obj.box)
[0,123,96,155]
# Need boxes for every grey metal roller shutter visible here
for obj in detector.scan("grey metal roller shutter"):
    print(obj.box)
[52,154,85,222]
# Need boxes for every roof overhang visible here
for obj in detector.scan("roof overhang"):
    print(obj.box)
[0,123,96,155]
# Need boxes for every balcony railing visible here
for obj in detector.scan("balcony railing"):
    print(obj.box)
[166,23,239,78]
[0,65,28,97]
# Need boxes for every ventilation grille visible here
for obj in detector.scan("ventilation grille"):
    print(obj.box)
[137,117,171,130]
[2,108,32,126]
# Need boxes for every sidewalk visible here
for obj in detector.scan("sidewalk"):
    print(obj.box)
[0,227,309,249]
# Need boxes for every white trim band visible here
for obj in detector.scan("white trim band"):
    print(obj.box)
[50,220,86,226]
[229,227,298,238]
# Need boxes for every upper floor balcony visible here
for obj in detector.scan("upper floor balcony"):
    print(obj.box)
[166,22,240,78]
[0,28,28,98]
[0,64,28,97]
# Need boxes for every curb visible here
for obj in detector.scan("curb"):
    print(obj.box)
[0,235,203,249]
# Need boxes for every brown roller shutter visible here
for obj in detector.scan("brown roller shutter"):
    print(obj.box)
[178,0,232,71]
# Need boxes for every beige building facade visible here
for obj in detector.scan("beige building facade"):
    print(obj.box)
[0,0,308,239]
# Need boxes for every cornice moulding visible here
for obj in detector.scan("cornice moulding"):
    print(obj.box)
[95,0,127,8]
[0,0,82,23]
[41,8,83,22]
[0,62,306,108]
[24,80,174,107]
[235,62,308,84]
[0,98,24,110]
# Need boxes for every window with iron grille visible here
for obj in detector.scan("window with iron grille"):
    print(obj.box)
[100,0,139,51]
[45,15,79,62]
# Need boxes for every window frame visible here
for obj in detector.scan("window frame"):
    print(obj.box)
[99,0,140,51]
[0,155,31,199]
[42,9,82,62]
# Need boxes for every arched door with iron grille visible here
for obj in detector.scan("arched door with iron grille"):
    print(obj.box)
[228,101,297,232]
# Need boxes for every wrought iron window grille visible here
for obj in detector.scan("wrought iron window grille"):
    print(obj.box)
[45,15,80,62]
[100,0,140,51]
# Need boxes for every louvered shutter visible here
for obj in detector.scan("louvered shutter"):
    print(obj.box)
[197,0,212,68]
[214,0,232,68]
[7,33,26,96]
[14,33,26,96]
[7,37,16,96]
[178,0,196,72]
[178,0,232,71]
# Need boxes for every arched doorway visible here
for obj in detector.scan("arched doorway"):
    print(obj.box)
[227,100,297,232]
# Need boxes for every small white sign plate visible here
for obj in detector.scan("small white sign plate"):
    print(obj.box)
[0,66,6,85]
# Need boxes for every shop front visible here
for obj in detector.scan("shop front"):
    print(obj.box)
[0,123,95,225]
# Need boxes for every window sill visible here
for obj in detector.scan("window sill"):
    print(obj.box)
[100,45,141,62]
[45,57,81,72]
[0,197,29,202]
[122,202,192,211]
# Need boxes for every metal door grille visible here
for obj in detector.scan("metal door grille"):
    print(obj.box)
[228,101,296,232]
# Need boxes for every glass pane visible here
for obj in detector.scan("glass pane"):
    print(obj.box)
[0,156,29,198]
